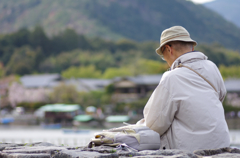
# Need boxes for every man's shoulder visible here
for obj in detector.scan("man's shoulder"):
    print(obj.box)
[163,67,185,77]
[160,68,184,83]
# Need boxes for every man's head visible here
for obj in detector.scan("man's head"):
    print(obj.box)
[156,26,197,66]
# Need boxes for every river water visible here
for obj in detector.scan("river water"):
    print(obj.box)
[0,125,240,147]
[0,126,102,146]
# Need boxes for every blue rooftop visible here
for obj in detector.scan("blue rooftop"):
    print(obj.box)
[224,79,240,92]
[65,78,112,92]
[114,74,162,85]
[20,74,61,88]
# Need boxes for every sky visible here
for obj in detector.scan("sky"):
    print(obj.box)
[190,0,215,4]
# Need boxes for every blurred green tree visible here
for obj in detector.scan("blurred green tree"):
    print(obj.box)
[8,28,31,47]
[132,59,169,75]
[49,83,81,104]
[62,65,102,78]
[5,46,42,75]
[116,39,137,51]
[29,25,50,55]
[196,43,240,66]
[219,65,240,80]
[102,67,132,79]
[51,29,90,53]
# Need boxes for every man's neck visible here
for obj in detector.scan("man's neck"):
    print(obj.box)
[169,49,193,67]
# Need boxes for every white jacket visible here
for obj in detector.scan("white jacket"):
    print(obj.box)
[141,52,230,152]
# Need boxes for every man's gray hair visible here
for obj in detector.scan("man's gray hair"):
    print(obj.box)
[169,41,194,52]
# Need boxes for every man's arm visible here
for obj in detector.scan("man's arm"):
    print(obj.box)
[143,84,178,135]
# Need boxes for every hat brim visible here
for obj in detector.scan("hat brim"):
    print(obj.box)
[156,37,197,56]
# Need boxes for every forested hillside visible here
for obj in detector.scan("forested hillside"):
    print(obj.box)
[0,27,240,79]
[0,26,164,77]
[204,0,240,28]
[1,0,240,50]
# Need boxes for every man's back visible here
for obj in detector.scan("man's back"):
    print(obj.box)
[143,52,230,152]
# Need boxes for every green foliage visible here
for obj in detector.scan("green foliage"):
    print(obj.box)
[0,46,15,65]
[17,102,46,111]
[5,28,31,47]
[49,83,111,110]
[49,84,81,104]
[196,43,240,67]
[77,50,115,72]
[114,96,150,114]
[110,149,116,153]
[222,96,240,113]
[204,0,240,28]
[5,46,42,75]
[101,59,168,79]
[133,59,169,75]
[77,91,111,110]
[138,42,160,59]
[51,29,90,54]
[1,0,240,51]
[116,39,137,51]
[0,63,5,77]
[0,26,240,78]
[219,65,240,80]
[223,105,240,113]
[29,25,50,54]
[105,84,115,95]
[102,67,132,79]
[62,65,102,79]
[0,26,169,76]
[39,50,81,73]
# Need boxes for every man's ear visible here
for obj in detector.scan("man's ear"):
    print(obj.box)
[168,45,173,55]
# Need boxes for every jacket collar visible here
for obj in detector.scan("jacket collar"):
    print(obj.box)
[170,51,208,70]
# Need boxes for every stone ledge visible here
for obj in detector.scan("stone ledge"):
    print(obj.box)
[0,142,240,158]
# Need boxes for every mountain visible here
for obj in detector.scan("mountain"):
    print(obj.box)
[204,0,240,28]
[1,0,240,50]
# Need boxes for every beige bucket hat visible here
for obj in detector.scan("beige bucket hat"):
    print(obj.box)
[156,26,197,56]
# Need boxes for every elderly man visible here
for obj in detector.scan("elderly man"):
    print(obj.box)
[137,26,230,152]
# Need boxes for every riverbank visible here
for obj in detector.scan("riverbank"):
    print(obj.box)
[1,142,240,158]
[0,125,101,147]
[1,125,240,148]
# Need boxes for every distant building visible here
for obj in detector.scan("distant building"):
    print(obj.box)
[20,73,62,89]
[224,79,240,107]
[0,75,17,108]
[225,79,240,94]
[112,75,162,102]
[8,74,112,106]
[35,104,82,126]
[9,74,62,107]
[9,73,240,108]
[64,78,111,92]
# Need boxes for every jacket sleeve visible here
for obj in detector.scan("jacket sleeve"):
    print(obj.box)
[143,83,178,136]
[217,70,226,103]
[219,84,226,103]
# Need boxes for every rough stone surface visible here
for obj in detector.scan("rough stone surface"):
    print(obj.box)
[0,142,240,158]
[0,143,23,151]
[194,147,240,158]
